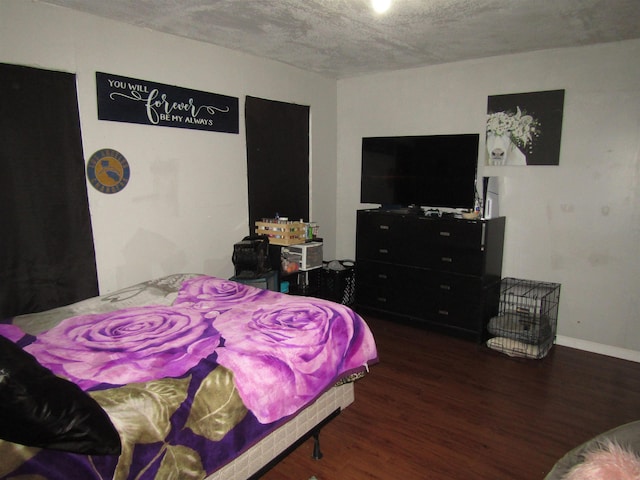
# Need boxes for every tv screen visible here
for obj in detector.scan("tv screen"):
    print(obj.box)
[360,134,479,209]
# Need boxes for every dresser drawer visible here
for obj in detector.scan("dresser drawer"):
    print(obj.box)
[356,260,402,286]
[415,217,485,249]
[401,271,480,319]
[416,248,484,275]
[425,297,484,331]
[356,212,412,262]
[356,284,401,312]
[356,210,408,237]
[402,269,483,297]
[356,261,400,311]
[356,238,402,263]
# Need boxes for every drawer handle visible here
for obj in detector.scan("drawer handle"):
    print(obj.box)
[439,231,451,237]
[438,309,449,316]
[378,274,388,279]
[379,248,389,254]
[379,225,390,230]
[439,284,451,290]
[441,256,453,263]
[376,297,387,303]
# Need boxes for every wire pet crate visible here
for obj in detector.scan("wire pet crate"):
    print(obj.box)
[486,277,561,359]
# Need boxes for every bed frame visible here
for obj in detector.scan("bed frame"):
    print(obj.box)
[207,382,355,479]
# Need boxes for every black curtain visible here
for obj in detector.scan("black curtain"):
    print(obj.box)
[0,63,98,318]
[245,96,310,231]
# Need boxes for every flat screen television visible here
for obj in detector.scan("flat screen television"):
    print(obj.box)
[360,134,479,210]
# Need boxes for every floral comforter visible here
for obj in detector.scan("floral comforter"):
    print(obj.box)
[0,274,378,479]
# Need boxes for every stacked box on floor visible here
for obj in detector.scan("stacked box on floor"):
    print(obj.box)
[486,278,561,359]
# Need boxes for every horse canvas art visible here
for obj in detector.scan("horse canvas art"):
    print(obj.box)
[486,107,538,165]
[485,90,565,166]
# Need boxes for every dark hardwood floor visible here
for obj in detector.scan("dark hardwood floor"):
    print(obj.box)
[262,314,640,480]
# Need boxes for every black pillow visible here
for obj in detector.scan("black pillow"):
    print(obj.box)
[0,335,121,455]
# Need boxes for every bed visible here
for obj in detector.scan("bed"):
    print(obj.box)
[0,273,378,479]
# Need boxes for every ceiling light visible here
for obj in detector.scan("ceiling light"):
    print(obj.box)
[372,0,391,14]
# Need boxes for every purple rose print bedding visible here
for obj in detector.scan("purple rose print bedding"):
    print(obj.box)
[0,274,378,480]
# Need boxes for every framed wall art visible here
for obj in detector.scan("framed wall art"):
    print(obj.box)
[486,89,565,166]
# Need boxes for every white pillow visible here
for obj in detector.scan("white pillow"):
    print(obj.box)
[486,336,545,359]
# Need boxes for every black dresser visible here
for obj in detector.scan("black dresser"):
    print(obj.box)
[355,209,505,341]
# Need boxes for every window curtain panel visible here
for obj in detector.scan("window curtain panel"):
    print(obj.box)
[0,63,98,319]
[245,96,310,231]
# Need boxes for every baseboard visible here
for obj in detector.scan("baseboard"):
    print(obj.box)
[555,335,640,363]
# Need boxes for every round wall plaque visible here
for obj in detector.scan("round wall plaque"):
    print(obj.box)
[86,148,131,194]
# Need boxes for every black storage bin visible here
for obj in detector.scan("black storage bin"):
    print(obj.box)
[289,268,322,297]
[320,260,356,306]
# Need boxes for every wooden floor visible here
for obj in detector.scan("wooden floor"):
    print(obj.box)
[262,314,640,480]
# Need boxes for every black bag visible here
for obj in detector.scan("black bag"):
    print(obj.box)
[232,235,271,278]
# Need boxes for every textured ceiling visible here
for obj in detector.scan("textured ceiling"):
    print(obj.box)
[40,0,640,78]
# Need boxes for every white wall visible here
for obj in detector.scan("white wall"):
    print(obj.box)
[3,0,638,359]
[1,0,338,294]
[337,40,640,358]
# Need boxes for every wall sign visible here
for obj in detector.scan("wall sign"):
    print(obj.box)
[86,148,131,194]
[96,72,239,134]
